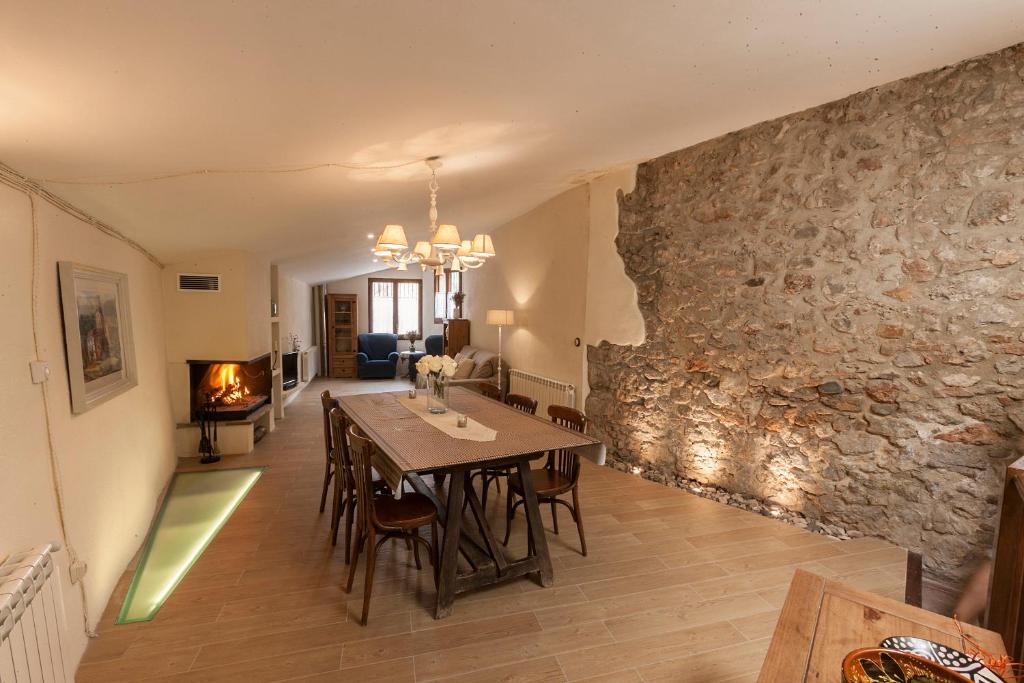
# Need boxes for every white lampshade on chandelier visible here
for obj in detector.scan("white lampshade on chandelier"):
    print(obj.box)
[372,157,496,274]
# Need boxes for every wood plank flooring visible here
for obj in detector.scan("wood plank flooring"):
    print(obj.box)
[79,377,907,683]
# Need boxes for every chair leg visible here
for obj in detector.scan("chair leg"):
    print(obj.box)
[319,460,332,513]
[412,530,422,570]
[430,519,440,588]
[551,500,559,535]
[572,486,587,557]
[346,522,366,593]
[330,476,343,547]
[361,533,377,625]
[502,488,515,546]
[344,495,356,564]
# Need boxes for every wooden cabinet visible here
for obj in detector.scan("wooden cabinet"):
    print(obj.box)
[443,319,470,356]
[328,294,357,378]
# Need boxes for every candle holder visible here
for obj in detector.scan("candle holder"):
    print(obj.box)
[457,413,468,428]
[408,388,417,399]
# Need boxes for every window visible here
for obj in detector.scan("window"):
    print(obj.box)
[433,270,463,323]
[368,278,422,337]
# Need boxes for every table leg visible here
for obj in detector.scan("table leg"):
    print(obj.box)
[516,461,553,587]
[436,471,466,619]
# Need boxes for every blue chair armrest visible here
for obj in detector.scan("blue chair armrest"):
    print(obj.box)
[388,351,400,364]
[356,352,369,365]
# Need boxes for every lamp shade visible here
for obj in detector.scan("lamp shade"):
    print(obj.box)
[486,309,515,326]
[431,223,462,251]
[412,241,432,259]
[470,234,495,258]
[377,224,408,251]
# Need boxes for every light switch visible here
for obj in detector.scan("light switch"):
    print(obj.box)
[29,360,51,384]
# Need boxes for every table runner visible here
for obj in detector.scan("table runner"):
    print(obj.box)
[397,393,497,441]
[338,387,603,492]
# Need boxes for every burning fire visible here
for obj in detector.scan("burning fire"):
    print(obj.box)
[206,363,250,405]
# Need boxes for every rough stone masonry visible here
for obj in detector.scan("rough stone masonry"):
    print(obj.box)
[586,43,1024,582]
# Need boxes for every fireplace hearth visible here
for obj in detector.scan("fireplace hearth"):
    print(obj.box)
[188,354,272,422]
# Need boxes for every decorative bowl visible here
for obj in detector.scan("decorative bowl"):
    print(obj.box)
[842,648,973,683]
[880,636,1006,683]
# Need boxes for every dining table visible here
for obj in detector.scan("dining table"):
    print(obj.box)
[336,386,604,619]
[758,568,1007,682]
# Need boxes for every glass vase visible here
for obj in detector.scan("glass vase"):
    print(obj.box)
[427,374,449,414]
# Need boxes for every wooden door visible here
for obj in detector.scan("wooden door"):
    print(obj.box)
[328,294,357,378]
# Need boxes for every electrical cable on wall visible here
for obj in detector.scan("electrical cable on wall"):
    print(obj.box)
[33,157,426,185]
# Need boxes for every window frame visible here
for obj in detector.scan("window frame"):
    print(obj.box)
[433,269,464,323]
[368,277,423,339]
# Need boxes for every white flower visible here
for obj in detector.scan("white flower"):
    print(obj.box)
[441,357,458,377]
[415,358,429,375]
[426,355,444,373]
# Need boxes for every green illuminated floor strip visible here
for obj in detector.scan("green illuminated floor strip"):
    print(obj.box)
[116,467,264,624]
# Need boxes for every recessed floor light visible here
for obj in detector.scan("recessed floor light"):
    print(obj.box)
[116,467,263,623]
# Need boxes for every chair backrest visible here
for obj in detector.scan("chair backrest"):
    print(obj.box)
[505,392,538,415]
[424,334,444,355]
[328,405,353,472]
[321,390,338,460]
[358,333,398,360]
[987,455,1024,660]
[546,404,587,483]
[478,382,501,401]
[346,423,378,527]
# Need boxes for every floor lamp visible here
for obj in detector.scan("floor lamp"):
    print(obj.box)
[485,309,514,394]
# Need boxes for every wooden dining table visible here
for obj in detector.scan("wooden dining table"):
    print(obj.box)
[336,387,603,619]
[758,569,1007,682]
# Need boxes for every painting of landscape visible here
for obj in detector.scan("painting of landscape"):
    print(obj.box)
[76,280,123,382]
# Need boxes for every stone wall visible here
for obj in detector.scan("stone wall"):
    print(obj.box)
[586,44,1024,581]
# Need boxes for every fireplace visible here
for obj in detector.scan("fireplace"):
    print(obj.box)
[188,354,272,422]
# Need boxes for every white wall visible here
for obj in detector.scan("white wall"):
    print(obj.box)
[0,183,176,670]
[463,185,591,393]
[583,167,645,400]
[278,272,313,350]
[326,267,442,351]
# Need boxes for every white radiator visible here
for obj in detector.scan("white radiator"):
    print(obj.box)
[508,369,576,418]
[0,543,68,683]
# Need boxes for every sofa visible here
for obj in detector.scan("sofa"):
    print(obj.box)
[357,333,400,379]
[448,345,499,387]
[408,334,443,382]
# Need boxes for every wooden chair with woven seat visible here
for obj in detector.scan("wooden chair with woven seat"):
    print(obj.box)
[470,393,538,509]
[319,390,339,515]
[325,397,390,563]
[341,415,439,625]
[502,404,588,556]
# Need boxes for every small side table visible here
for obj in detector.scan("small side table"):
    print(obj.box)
[398,351,413,380]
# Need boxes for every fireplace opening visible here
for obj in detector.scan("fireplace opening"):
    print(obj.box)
[188,354,272,422]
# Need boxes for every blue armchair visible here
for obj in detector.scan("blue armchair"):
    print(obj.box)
[357,333,400,379]
[408,335,444,382]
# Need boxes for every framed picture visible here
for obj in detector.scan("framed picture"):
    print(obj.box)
[58,262,137,414]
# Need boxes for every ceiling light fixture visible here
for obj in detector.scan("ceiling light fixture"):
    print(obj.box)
[371,157,496,274]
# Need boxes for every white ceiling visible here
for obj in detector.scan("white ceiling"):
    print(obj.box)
[3,1,1023,283]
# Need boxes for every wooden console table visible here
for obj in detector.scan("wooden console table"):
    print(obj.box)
[758,569,1006,682]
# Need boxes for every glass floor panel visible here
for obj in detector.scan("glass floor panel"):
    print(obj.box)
[116,467,264,624]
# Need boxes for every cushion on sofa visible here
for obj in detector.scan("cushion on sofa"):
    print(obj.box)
[453,358,476,379]
[470,350,497,379]
[456,345,480,360]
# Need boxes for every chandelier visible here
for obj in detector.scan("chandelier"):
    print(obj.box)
[372,157,495,273]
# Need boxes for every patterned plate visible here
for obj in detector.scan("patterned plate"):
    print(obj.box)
[843,648,973,683]
[880,637,1006,683]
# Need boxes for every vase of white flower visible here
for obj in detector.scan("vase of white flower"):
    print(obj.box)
[415,354,458,414]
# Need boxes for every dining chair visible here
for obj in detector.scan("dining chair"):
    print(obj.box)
[502,404,588,556]
[343,418,439,625]
[478,382,501,401]
[327,404,393,563]
[470,393,538,510]
[319,390,338,515]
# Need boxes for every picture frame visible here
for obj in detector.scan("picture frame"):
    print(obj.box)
[58,261,138,414]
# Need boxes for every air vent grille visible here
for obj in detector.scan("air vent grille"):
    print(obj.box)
[177,273,221,292]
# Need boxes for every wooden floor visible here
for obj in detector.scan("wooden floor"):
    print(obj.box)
[78,377,908,683]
